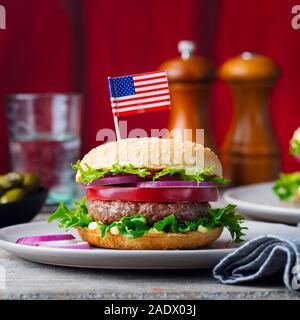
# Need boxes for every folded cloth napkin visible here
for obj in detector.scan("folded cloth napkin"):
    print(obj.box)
[213,235,300,294]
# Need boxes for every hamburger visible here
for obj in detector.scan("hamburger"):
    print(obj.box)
[49,138,245,249]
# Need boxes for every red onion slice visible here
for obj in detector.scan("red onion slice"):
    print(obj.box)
[16,234,75,245]
[136,181,219,188]
[38,240,91,249]
[82,175,143,188]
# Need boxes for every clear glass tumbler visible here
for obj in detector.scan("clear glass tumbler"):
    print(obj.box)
[6,94,82,204]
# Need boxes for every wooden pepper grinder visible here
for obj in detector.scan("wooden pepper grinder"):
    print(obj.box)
[219,52,281,185]
[160,41,216,150]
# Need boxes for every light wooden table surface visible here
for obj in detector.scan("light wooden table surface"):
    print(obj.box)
[0,213,299,300]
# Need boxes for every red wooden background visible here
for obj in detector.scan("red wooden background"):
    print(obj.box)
[0,0,299,174]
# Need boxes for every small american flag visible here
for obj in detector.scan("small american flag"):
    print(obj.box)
[108,71,171,116]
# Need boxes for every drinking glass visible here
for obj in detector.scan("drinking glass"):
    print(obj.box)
[6,94,82,204]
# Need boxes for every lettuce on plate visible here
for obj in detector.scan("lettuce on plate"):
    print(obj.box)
[273,172,300,202]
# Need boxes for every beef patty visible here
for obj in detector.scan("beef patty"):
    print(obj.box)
[88,200,211,225]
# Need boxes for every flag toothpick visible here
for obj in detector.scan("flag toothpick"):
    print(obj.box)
[108,71,171,140]
[113,114,121,140]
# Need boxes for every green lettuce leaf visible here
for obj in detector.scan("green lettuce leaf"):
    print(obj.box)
[99,215,151,240]
[48,197,92,230]
[152,166,230,184]
[153,166,213,182]
[109,163,151,178]
[71,161,109,183]
[290,138,300,156]
[48,199,246,243]
[72,161,151,184]
[273,172,300,201]
[153,204,246,243]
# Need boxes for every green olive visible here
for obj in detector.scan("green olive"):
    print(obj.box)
[0,175,12,190]
[0,188,25,204]
[22,173,41,193]
[0,172,23,190]
[7,172,23,187]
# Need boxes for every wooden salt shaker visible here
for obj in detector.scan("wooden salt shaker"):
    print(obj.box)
[219,52,280,185]
[160,41,216,150]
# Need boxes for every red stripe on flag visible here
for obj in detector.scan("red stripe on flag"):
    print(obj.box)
[135,87,169,94]
[113,105,171,117]
[135,85,168,93]
[134,80,168,88]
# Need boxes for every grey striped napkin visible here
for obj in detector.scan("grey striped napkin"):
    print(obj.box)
[213,235,300,294]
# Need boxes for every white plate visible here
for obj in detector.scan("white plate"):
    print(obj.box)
[1,220,300,269]
[224,182,300,224]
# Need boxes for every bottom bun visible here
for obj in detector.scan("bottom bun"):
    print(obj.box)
[76,226,223,250]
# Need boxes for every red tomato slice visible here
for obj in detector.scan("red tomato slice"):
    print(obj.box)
[86,187,219,202]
